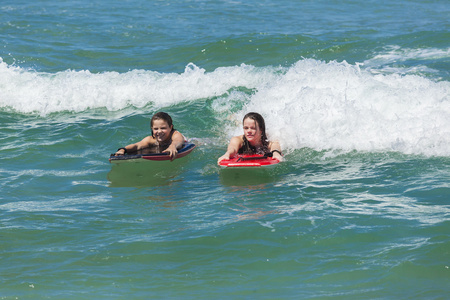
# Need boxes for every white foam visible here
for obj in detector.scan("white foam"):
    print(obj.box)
[363,46,450,76]
[236,59,450,157]
[1,58,449,156]
[0,59,271,115]
[0,195,109,213]
[365,46,450,65]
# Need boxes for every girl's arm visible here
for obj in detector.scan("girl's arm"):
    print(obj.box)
[114,136,154,155]
[269,141,283,161]
[162,131,185,161]
[217,136,243,164]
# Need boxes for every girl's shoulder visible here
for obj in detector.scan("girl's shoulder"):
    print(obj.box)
[172,130,187,142]
[231,135,245,145]
[141,135,157,145]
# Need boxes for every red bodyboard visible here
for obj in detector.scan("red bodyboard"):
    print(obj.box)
[219,155,280,168]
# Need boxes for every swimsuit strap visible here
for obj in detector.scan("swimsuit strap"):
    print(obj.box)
[238,135,268,155]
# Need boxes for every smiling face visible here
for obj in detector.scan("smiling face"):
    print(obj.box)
[243,117,262,146]
[151,119,173,143]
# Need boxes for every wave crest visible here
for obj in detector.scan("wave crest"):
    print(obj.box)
[1,58,449,156]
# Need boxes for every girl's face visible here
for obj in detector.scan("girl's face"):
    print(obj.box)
[152,119,173,143]
[243,118,261,145]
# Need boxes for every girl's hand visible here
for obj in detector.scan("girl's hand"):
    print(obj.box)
[217,153,230,165]
[163,144,178,161]
[115,148,126,156]
[272,151,283,162]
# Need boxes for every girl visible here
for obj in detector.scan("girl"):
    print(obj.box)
[115,112,185,160]
[217,112,283,164]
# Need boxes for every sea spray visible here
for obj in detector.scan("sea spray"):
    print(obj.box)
[0,59,272,115]
[241,60,450,156]
[1,58,449,156]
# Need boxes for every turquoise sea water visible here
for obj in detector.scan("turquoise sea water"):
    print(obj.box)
[1,0,449,298]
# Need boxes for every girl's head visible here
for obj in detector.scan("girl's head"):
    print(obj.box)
[242,112,268,146]
[150,112,175,142]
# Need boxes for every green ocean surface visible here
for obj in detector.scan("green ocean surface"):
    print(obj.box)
[1,0,449,298]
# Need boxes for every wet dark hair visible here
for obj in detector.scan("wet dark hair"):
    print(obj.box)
[243,112,269,148]
[150,112,175,137]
